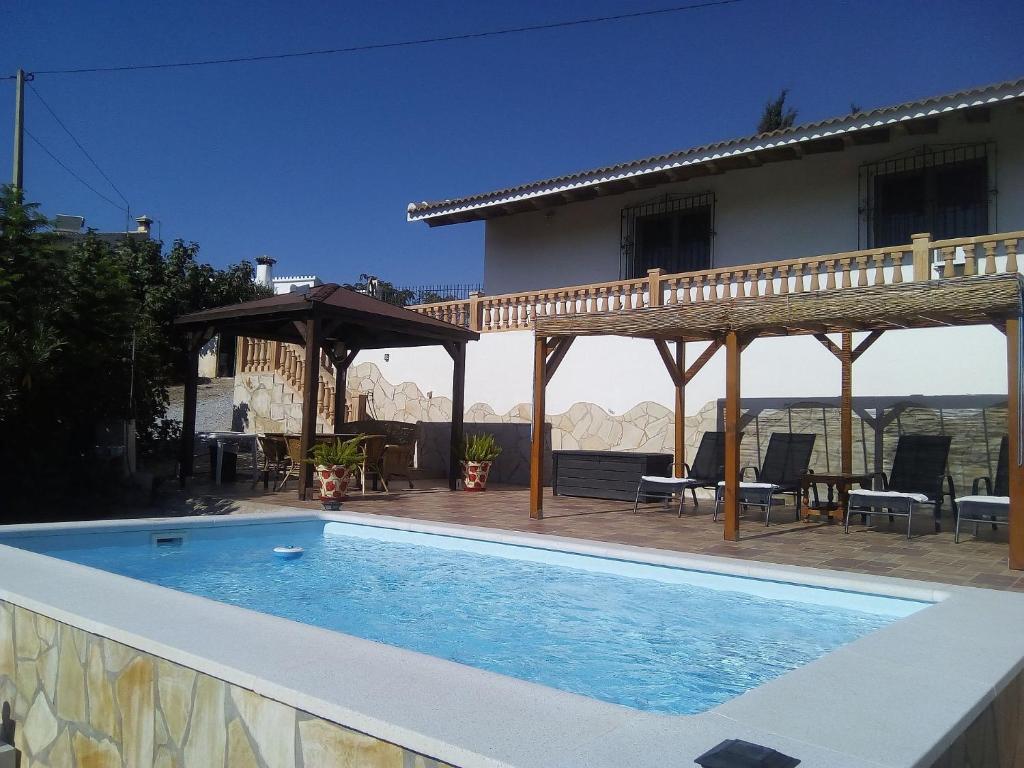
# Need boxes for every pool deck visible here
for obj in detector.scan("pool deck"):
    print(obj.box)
[163,476,1023,591]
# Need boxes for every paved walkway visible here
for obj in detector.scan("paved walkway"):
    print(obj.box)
[171,476,1022,591]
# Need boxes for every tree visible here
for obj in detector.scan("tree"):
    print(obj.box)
[0,185,272,502]
[343,273,415,306]
[757,89,798,133]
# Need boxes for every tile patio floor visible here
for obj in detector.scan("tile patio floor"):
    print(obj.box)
[174,473,1022,592]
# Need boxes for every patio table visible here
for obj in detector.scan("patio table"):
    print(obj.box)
[199,431,259,485]
[800,472,872,523]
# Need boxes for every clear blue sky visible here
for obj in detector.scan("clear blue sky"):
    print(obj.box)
[2,0,1022,286]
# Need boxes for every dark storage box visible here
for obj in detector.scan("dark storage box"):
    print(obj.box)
[552,450,673,502]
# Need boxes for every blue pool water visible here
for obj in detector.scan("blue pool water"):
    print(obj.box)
[8,521,928,715]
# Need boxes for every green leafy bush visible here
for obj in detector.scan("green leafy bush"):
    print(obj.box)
[306,436,366,469]
[461,433,502,462]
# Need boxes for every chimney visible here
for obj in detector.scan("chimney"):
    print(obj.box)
[135,215,153,236]
[255,256,277,288]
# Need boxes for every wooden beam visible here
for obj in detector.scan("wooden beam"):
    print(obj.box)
[545,336,575,381]
[814,333,843,360]
[298,315,321,500]
[851,330,884,362]
[530,336,547,519]
[654,339,683,387]
[1008,316,1024,569]
[684,339,722,383]
[449,342,466,491]
[675,341,685,477]
[840,332,853,474]
[328,343,358,433]
[723,330,742,541]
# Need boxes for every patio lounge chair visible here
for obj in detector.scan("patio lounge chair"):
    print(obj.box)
[844,434,955,539]
[713,433,817,526]
[632,431,731,516]
[254,433,289,490]
[954,435,1009,543]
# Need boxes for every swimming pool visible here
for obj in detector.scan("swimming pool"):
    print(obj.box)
[7,517,926,715]
[2,510,1023,768]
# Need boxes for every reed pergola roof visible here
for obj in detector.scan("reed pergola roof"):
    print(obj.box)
[533,274,1024,341]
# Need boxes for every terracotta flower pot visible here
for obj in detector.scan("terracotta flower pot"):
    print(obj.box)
[461,460,493,491]
[316,465,351,501]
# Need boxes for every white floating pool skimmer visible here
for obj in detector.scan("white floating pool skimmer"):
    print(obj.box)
[273,546,304,559]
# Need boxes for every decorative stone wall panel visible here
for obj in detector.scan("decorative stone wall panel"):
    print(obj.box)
[232,362,1007,491]
[0,600,454,767]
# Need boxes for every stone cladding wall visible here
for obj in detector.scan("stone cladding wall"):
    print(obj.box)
[0,600,453,767]
[233,362,1007,491]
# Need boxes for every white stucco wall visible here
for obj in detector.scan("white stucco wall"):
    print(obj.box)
[483,103,1024,294]
[356,323,1008,419]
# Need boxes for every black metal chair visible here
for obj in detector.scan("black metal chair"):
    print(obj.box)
[633,431,733,516]
[845,434,955,539]
[713,433,817,526]
[955,435,1009,543]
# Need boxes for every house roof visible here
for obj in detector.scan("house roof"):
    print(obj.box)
[174,283,478,349]
[408,77,1024,227]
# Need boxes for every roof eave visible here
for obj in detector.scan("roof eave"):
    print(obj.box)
[408,79,1024,226]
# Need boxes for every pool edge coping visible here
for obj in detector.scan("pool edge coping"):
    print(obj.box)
[0,507,1022,768]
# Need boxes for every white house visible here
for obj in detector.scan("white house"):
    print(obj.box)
[236,77,1024,488]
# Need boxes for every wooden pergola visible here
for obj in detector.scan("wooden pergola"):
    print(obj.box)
[175,284,478,498]
[529,274,1024,569]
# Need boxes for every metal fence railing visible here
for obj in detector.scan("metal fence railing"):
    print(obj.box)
[380,283,482,306]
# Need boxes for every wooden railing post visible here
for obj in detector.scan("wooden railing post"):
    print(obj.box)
[912,232,932,282]
[647,268,664,308]
[468,291,483,331]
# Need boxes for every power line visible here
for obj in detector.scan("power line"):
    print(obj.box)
[29,0,745,76]
[27,82,130,210]
[24,128,128,213]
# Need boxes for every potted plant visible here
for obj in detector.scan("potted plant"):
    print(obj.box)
[306,436,366,507]
[460,433,502,491]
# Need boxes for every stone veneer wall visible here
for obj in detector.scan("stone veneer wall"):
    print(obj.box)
[0,600,453,768]
[232,361,1007,490]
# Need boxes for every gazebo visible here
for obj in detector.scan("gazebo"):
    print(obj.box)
[174,284,478,498]
[529,274,1024,569]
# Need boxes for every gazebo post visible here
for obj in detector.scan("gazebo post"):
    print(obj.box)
[1008,316,1024,570]
[448,342,466,491]
[675,341,686,476]
[723,330,742,541]
[530,335,547,518]
[177,329,206,487]
[332,343,347,432]
[298,315,321,501]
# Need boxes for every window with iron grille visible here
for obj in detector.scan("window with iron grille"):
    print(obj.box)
[859,143,995,248]
[620,192,715,279]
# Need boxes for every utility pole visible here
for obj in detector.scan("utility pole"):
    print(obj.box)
[11,69,26,189]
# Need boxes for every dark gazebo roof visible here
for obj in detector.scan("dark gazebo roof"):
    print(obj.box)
[174,283,478,348]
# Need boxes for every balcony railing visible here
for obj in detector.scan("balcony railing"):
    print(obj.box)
[409,230,1022,332]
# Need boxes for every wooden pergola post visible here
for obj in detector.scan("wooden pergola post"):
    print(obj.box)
[528,335,575,518]
[840,332,853,473]
[723,330,742,541]
[816,331,883,476]
[447,342,467,491]
[177,328,208,486]
[325,343,359,433]
[675,342,686,476]
[530,335,548,518]
[298,314,321,500]
[1008,316,1024,570]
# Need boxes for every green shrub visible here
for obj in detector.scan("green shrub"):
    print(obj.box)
[306,435,366,469]
[461,433,502,462]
